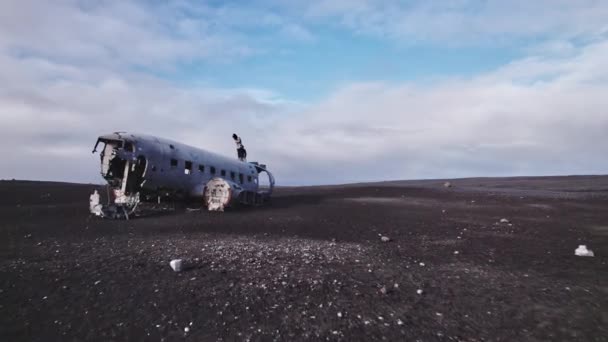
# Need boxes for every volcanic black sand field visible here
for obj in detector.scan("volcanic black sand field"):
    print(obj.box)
[1,176,607,341]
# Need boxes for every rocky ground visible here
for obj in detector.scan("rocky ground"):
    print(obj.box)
[0,176,607,341]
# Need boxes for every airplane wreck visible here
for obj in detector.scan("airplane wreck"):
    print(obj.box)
[90,132,275,218]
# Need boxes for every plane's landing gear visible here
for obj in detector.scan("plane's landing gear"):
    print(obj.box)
[90,189,140,219]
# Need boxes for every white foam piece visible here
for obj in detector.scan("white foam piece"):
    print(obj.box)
[170,259,183,272]
[575,245,594,257]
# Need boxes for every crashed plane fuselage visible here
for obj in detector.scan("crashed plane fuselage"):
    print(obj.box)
[91,132,274,217]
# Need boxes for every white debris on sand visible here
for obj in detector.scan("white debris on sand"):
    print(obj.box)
[380,236,391,243]
[443,182,452,188]
[184,327,190,333]
[170,259,183,272]
[89,190,103,216]
[416,289,423,295]
[575,245,594,257]
[454,251,460,255]
[419,262,425,267]
[500,218,510,224]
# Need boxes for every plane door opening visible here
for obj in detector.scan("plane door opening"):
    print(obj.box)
[99,140,126,187]
[126,155,147,193]
[256,168,275,198]
[258,172,270,189]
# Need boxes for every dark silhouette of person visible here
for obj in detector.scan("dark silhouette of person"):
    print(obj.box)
[233,134,247,161]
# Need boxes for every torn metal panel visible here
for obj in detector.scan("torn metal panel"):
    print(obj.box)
[205,178,231,211]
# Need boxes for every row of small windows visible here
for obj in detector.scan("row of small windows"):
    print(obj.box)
[165,158,252,183]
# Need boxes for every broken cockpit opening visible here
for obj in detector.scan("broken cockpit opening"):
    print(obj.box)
[91,135,147,218]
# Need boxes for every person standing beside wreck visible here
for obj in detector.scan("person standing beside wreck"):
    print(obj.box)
[233,133,247,161]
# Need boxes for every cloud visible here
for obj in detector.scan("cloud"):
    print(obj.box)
[0,1,606,185]
[259,39,608,184]
[2,38,607,184]
[296,0,608,45]
[0,0,252,67]
[280,24,316,42]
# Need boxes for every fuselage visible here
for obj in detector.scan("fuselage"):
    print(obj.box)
[93,132,273,201]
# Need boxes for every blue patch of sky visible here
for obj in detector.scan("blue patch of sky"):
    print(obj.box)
[147,26,525,102]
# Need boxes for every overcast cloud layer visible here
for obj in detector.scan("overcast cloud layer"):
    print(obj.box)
[1,0,607,185]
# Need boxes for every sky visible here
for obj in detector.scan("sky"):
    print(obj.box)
[1,0,607,185]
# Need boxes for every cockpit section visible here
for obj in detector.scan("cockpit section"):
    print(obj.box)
[91,134,147,218]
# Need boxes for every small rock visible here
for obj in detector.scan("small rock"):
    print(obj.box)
[419,262,425,267]
[416,289,423,295]
[443,182,452,188]
[94,280,101,285]
[500,218,509,224]
[454,251,459,255]
[379,286,387,295]
[184,327,190,333]
[397,319,403,325]
[380,236,391,243]
[337,312,343,318]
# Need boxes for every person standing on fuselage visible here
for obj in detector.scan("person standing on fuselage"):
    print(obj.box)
[233,134,247,161]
